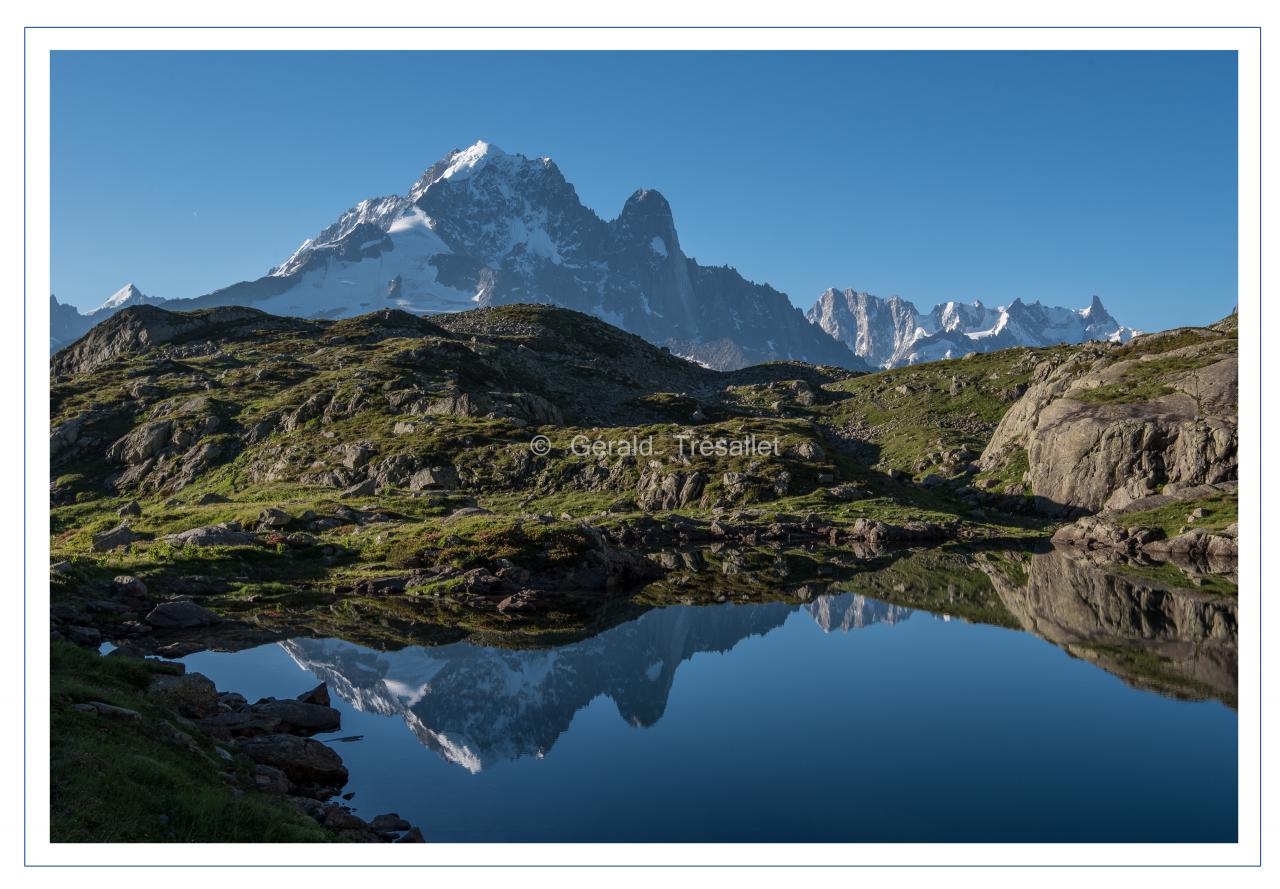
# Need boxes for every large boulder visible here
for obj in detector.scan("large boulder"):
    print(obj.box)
[92,522,139,552]
[162,523,257,547]
[409,465,459,491]
[196,698,340,738]
[147,672,220,718]
[237,734,348,792]
[106,419,173,466]
[636,465,706,511]
[980,329,1237,515]
[245,698,341,736]
[145,599,220,629]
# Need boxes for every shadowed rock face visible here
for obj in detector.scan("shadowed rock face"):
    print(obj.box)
[984,547,1237,706]
[981,322,1237,515]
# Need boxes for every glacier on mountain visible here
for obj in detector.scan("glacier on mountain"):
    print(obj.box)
[51,140,1141,372]
[806,288,1139,369]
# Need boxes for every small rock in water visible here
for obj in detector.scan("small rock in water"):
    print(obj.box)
[296,682,330,707]
[396,826,425,843]
[370,813,411,834]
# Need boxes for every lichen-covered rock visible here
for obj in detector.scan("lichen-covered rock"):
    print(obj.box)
[980,329,1236,515]
[635,465,706,511]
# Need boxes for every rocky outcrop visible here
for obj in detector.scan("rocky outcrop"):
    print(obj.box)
[635,465,706,511]
[52,304,306,377]
[980,326,1236,514]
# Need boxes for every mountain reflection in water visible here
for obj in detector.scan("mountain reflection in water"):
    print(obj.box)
[267,544,1236,774]
[280,592,910,772]
[181,545,1237,842]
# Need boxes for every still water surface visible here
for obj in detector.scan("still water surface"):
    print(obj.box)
[183,581,1237,842]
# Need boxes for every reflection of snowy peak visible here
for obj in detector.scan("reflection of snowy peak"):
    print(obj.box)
[281,595,906,772]
[805,593,912,633]
[807,288,1138,368]
[280,603,794,772]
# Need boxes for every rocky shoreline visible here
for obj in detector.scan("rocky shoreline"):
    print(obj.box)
[1049,482,1239,560]
[80,646,425,843]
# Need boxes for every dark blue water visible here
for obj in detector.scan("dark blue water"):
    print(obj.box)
[182,593,1237,842]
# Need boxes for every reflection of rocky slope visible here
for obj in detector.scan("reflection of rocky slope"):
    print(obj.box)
[982,548,1237,706]
[280,594,901,771]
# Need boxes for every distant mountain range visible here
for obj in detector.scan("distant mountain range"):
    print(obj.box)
[806,289,1138,369]
[51,140,1137,368]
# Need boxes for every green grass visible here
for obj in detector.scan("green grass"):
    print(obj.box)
[1116,492,1237,538]
[50,642,335,843]
[819,345,1074,474]
[1071,346,1233,405]
[974,447,1031,496]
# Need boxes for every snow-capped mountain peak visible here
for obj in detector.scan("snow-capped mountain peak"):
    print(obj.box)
[52,140,1140,372]
[437,139,506,182]
[63,140,863,370]
[94,283,148,314]
[807,288,1138,368]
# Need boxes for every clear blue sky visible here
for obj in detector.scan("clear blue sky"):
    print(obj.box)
[51,50,1238,330]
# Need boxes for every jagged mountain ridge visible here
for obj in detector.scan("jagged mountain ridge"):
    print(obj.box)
[807,288,1138,369]
[52,284,166,351]
[53,141,866,371]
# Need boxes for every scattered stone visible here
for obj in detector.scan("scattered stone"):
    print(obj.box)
[113,575,148,597]
[257,507,292,528]
[444,506,492,522]
[409,466,459,491]
[826,484,868,502]
[92,522,138,552]
[341,479,377,498]
[156,640,206,658]
[162,523,256,548]
[117,500,142,517]
[323,806,368,832]
[296,683,330,708]
[370,813,411,835]
[252,764,293,795]
[246,698,341,736]
[147,672,219,718]
[72,700,142,722]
